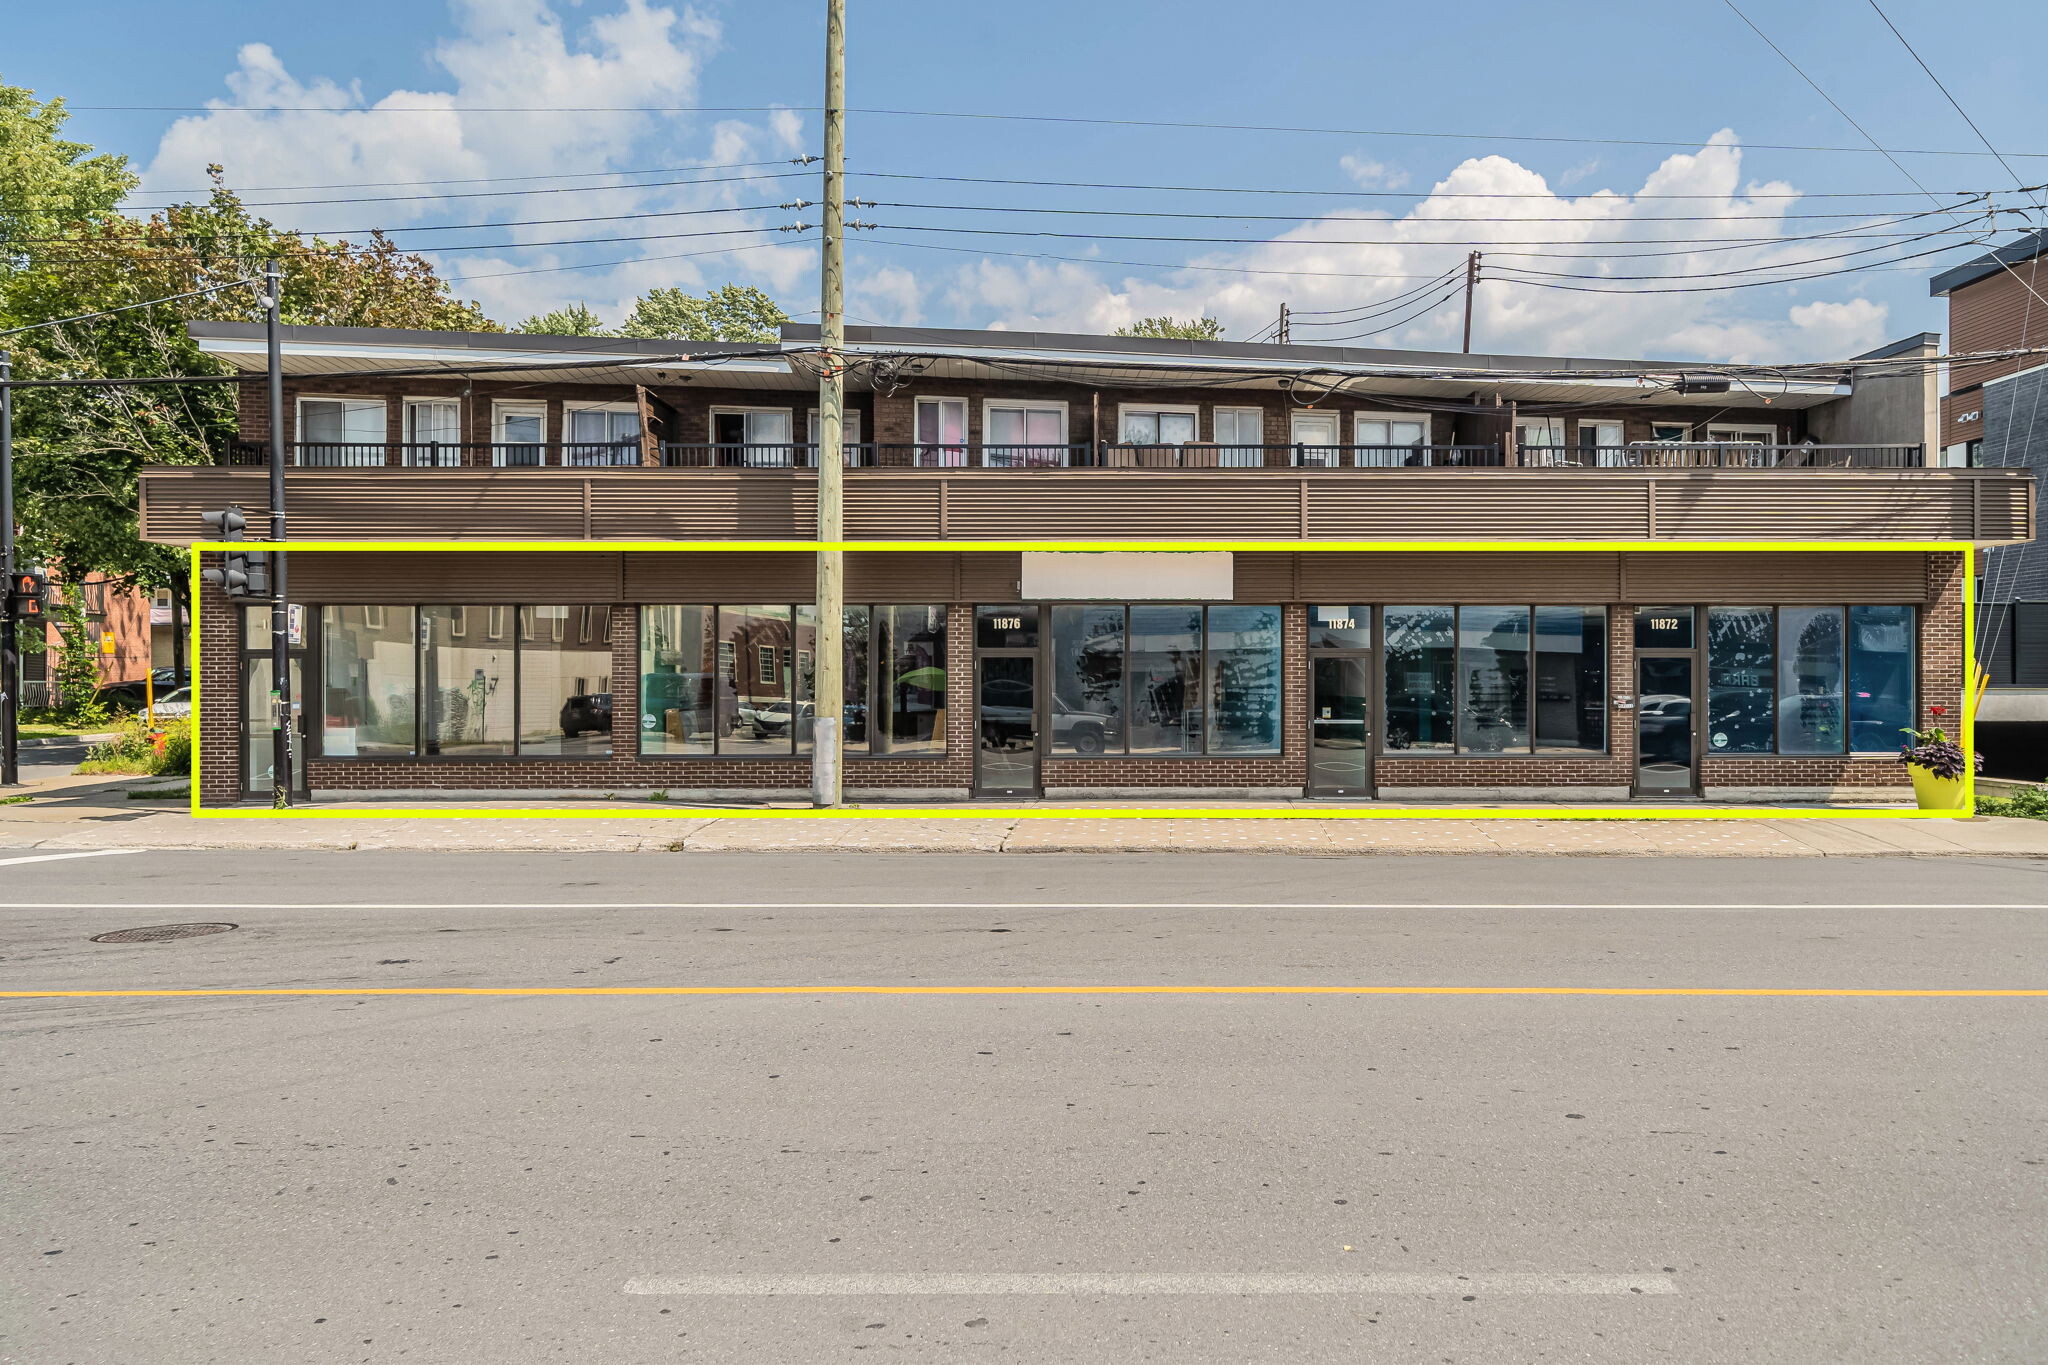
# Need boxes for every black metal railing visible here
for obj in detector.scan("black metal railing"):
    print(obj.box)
[1518,442,1925,469]
[217,438,1927,471]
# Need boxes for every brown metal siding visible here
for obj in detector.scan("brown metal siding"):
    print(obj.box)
[138,468,2034,545]
[1945,257,2048,447]
[1621,551,1926,602]
[1297,552,1624,600]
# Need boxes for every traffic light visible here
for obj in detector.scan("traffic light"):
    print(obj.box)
[6,569,52,622]
[199,505,272,598]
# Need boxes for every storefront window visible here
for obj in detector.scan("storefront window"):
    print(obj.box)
[1533,606,1606,753]
[420,606,515,756]
[720,605,791,757]
[1848,605,1915,753]
[877,605,948,754]
[518,606,613,757]
[1705,607,1774,754]
[1384,606,1455,751]
[1127,605,1203,754]
[1051,605,1125,755]
[1458,606,1531,752]
[320,606,416,758]
[842,606,871,752]
[1779,606,1845,755]
[640,605,715,755]
[1207,605,1283,754]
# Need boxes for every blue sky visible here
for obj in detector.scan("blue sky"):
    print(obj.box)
[11,0,2045,359]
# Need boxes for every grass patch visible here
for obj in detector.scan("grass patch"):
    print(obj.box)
[19,721,114,740]
[1976,786,2048,821]
[0,793,32,805]
[76,716,191,779]
[128,786,191,801]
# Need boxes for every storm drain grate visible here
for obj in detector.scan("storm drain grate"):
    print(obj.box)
[90,923,238,944]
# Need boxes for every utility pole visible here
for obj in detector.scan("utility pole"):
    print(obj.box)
[1461,251,1481,354]
[263,261,295,807]
[811,0,846,808]
[1275,302,1290,344]
[1,351,18,788]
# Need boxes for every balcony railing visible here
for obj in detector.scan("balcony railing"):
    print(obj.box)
[1519,443,1925,469]
[218,439,1926,471]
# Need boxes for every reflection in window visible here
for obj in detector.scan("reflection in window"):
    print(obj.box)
[720,605,792,757]
[841,607,871,752]
[1127,605,1202,754]
[1051,605,1125,755]
[640,605,715,755]
[1849,605,1915,753]
[878,606,948,754]
[1384,606,1455,751]
[1707,607,1774,754]
[1779,607,1845,755]
[420,607,515,756]
[1308,605,1373,650]
[1458,606,1531,752]
[1533,606,1606,753]
[1207,605,1283,753]
[518,606,613,756]
[321,606,417,757]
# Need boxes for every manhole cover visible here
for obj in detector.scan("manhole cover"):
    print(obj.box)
[90,923,237,944]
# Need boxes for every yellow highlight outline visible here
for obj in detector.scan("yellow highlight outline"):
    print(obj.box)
[185,540,1978,822]
[8,985,2043,999]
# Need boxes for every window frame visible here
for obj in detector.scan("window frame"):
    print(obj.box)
[490,400,549,467]
[981,398,1071,464]
[1699,602,1917,759]
[1038,602,1286,759]
[1382,604,1612,758]
[1351,411,1432,447]
[1117,403,1202,446]
[635,603,949,760]
[313,603,616,763]
[296,394,389,466]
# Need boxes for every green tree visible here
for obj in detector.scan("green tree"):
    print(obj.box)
[513,303,610,336]
[617,283,788,342]
[1113,315,1225,340]
[0,81,500,594]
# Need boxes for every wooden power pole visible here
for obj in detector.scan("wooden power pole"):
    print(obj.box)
[811,0,847,808]
[1275,302,1290,344]
[1461,251,1481,354]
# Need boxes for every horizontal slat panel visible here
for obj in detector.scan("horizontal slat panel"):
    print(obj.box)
[288,552,622,601]
[137,468,2034,544]
[1297,553,1622,601]
[1622,551,1926,602]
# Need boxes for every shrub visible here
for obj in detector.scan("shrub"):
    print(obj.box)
[1896,710,1981,782]
[77,715,191,777]
[1978,786,2048,821]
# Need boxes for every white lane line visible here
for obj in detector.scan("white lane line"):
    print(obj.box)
[0,851,144,869]
[622,1272,1677,1296]
[0,901,2027,911]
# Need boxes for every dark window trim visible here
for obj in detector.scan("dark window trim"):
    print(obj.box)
[1702,603,1918,758]
[1382,604,1610,758]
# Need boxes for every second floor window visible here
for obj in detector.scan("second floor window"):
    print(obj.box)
[1120,408,1198,445]
[565,407,641,467]
[712,409,794,466]
[494,403,547,466]
[299,397,386,467]
[984,402,1067,467]
[404,401,462,467]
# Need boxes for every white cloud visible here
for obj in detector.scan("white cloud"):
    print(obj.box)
[935,131,1911,362]
[1339,154,1408,190]
[850,264,926,326]
[141,0,815,326]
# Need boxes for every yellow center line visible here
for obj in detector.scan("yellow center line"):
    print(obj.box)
[3,986,2043,999]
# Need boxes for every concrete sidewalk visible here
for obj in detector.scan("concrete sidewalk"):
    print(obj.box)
[4,778,2048,856]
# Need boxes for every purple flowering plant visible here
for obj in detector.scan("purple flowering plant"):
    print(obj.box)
[1897,706,1981,780]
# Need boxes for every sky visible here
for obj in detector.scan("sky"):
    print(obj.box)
[10,0,2046,361]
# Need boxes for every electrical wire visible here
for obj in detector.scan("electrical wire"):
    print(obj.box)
[853,169,1996,202]
[1294,285,1467,342]
[14,202,801,246]
[112,156,814,198]
[31,168,816,214]
[63,102,2048,158]
[0,278,261,339]
[862,197,1990,225]
[446,235,815,284]
[1489,233,1984,293]
[28,224,803,258]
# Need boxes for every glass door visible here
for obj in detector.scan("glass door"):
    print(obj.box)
[1309,655,1373,796]
[1635,656,1697,795]
[975,655,1039,794]
[1290,412,1342,467]
[241,654,309,797]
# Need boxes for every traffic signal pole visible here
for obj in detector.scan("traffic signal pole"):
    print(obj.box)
[263,261,294,807]
[1,351,19,788]
[811,0,846,808]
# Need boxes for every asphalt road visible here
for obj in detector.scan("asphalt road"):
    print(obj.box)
[4,851,2044,1363]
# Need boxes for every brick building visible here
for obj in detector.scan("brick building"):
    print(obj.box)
[1931,231,2048,777]
[134,321,2033,805]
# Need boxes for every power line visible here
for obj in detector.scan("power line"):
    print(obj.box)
[0,277,262,339]
[853,235,1470,284]
[53,168,815,213]
[446,236,813,284]
[854,169,1994,202]
[1862,1,2028,192]
[29,224,804,258]
[113,156,814,198]
[1299,285,1467,342]
[15,202,800,246]
[861,197,2001,224]
[62,102,2048,158]
[1490,234,1981,294]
